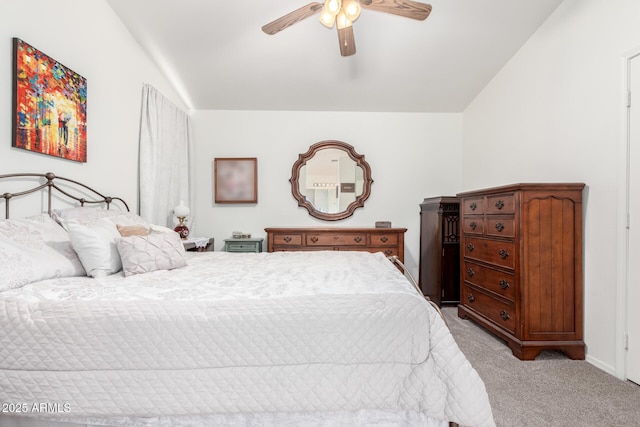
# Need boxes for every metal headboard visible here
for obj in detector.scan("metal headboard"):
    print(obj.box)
[0,172,129,219]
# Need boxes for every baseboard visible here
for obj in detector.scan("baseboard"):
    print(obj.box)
[586,354,618,377]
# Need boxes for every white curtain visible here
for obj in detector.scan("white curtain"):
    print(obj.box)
[139,84,193,228]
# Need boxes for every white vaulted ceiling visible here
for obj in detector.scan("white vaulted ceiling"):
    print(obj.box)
[106,0,563,112]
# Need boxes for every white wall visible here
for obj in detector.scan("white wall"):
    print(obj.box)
[463,0,640,375]
[191,110,462,279]
[0,0,186,214]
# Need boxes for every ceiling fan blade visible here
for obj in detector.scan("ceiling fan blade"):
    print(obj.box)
[262,2,324,35]
[337,26,356,57]
[361,0,432,21]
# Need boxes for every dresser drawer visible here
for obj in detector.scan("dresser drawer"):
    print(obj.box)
[486,194,516,215]
[306,233,367,246]
[224,238,263,253]
[265,227,406,264]
[226,242,260,252]
[462,261,515,301]
[364,247,399,257]
[463,237,515,270]
[462,285,516,334]
[486,218,515,238]
[370,234,398,246]
[462,197,484,215]
[272,233,302,246]
[462,217,485,235]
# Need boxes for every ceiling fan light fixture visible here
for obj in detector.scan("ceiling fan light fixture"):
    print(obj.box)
[319,7,337,28]
[336,11,352,29]
[327,0,341,13]
[343,0,361,22]
[262,0,433,56]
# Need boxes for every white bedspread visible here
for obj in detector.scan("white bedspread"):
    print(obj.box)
[0,251,494,426]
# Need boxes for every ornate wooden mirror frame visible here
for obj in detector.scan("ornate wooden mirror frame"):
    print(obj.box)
[290,140,373,221]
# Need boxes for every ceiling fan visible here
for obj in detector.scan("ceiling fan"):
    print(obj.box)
[261,0,432,57]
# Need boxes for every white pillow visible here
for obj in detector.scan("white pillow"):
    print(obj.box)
[149,224,174,234]
[51,207,124,226]
[0,214,86,291]
[53,207,148,229]
[64,218,123,278]
[116,232,187,277]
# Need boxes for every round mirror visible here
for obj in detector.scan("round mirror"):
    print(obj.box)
[290,140,373,221]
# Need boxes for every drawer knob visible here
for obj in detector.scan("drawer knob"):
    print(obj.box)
[495,222,505,232]
[469,221,477,230]
[467,243,475,252]
[353,236,362,243]
[499,279,510,290]
[310,236,319,243]
[384,249,393,255]
[467,294,475,303]
[470,202,477,211]
[284,236,292,243]
[467,267,475,277]
[380,236,388,243]
[499,310,510,321]
[495,200,505,210]
[498,249,509,259]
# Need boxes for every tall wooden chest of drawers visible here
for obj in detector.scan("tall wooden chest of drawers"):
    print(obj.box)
[264,227,406,262]
[457,183,585,360]
[419,197,460,306]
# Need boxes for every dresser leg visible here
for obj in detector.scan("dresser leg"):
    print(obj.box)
[457,305,469,319]
[514,342,586,361]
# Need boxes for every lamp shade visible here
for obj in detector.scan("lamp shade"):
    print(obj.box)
[343,0,361,22]
[173,200,190,218]
[320,8,337,28]
[336,11,352,29]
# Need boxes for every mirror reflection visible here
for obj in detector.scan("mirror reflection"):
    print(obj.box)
[298,149,364,214]
[290,141,373,221]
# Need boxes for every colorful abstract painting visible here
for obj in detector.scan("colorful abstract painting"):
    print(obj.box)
[12,38,87,162]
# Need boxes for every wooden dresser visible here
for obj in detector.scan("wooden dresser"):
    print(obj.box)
[419,197,460,306]
[457,183,585,360]
[264,227,407,262]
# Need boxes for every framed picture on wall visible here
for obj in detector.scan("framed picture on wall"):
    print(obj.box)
[214,157,258,203]
[12,38,87,162]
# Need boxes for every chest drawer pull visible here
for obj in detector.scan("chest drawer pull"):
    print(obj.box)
[284,236,292,243]
[466,267,475,277]
[310,236,319,243]
[499,279,510,290]
[469,221,477,230]
[495,222,505,232]
[499,310,510,321]
[380,236,388,243]
[467,294,475,303]
[495,200,505,210]
[470,202,477,211]
[467,243,475,252]
[498,249,509,259]
[353,236,362,243]
[384,249,393,255]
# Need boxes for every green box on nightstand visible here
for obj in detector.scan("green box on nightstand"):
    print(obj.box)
[223,237,263,253]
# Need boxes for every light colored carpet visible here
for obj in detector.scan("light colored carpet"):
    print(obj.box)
[442,307,640,427]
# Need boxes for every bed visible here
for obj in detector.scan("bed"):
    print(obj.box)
[0,173,495,427]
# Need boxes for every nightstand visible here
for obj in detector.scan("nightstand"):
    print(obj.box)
[182,237,214,252]
[224,237,263,253]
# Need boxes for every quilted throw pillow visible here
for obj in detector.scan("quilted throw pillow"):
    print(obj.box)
[116,232,187,277]
[0,214,86,291]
